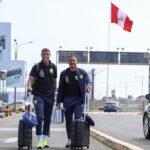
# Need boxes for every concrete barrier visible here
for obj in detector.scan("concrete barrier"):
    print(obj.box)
[91,128,144,150]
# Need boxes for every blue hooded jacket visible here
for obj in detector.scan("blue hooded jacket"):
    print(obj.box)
[57,68,92,104]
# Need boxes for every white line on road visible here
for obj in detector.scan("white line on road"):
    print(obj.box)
[0,127,66,132]
[4,137,17,143]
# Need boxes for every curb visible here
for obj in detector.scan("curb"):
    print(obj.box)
[90,128,144,150]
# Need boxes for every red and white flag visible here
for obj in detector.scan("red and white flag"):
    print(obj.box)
[111,3,133,32]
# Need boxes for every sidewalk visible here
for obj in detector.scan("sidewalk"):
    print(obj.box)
[31,124,113,150]
[0,113,113,150]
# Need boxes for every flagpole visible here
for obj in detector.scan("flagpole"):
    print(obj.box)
[106,0,111,102]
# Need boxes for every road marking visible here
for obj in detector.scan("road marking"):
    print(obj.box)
[4,137,17,143]
[0,127,66,132]
[0,139,5,141]
[90,112,141,115]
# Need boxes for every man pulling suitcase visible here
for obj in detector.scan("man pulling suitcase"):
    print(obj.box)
[18,93,37,150]
[56,55,92,148]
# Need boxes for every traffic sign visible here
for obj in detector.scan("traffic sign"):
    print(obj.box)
[57,51,88,63]
[120,52,149,65]
[89,51,118,64]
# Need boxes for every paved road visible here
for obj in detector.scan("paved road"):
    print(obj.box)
[0,113,112,150]
[90,112,150,150]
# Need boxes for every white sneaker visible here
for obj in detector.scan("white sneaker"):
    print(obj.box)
[65,139,71,148]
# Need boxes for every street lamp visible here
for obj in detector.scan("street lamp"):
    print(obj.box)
[13,39,34,112]
[117,47,124,64]
[119,81,128,98]
[134,76,145,96]
[59,46,62,51]
[147,48,150,93]
[14,39,34,60]
[85,46,93,51]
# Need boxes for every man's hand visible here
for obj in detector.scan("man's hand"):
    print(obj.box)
[56,102,61,108]
[84,86,91,93]
[27,86,32,92]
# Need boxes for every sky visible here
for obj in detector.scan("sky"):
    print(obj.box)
[0,0,150,99]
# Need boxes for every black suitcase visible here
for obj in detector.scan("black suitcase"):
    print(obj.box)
[18,93,37,150]
[71,119,90,149]
[18,119,32,150]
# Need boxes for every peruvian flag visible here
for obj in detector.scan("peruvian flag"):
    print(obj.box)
[111,3,133,32]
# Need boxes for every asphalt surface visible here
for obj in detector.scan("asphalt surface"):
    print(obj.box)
[90,112,150,150]
[0,113,112,150]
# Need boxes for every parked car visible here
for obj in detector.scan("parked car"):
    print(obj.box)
[104,101,121,112]
[98,106,104,111]
[10,100,26,112]
[143,94,150,139]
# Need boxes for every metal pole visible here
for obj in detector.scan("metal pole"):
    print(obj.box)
[106,0,111,102]
[106,65,109,102]
[125,83,127,98]
[14,39,17,112]
[148,49,150,93]
[142,78,143,96]
[91,69,95,100]
[13,39,34,112]
[149,65,150,93]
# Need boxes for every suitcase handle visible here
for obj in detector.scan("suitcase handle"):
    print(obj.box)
[27,92,32,114]
[83,93,89,121]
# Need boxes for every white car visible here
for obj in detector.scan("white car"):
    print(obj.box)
[15,100,26,111]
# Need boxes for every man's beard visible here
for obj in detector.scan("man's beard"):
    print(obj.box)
[70,65,76,70]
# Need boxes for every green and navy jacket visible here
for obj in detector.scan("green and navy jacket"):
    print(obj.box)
[57,68,92,104]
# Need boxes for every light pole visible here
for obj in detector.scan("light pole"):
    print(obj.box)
[13,39,34,112]
[94,68,106,99]
[14,39,34,60]
[59,46,62,51]
[134,76,145,96]
[85,46,93,63]
[117,47,124,64]
[147,48,150,93]
[119,81,128,98]
[85,46,93,51]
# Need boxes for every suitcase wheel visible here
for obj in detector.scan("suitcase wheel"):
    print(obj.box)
[70,146,83,150]
[28,146,32,150]
[18,147,23,150]
[87,145,89,149]
[18,146,32,150]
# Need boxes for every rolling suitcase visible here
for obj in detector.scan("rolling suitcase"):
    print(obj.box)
[70,93,90,150]
[18,93,37,150]
[18,120,32,150]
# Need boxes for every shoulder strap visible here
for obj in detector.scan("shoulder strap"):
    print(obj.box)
[50,62,56,69]
[35,63,39,75]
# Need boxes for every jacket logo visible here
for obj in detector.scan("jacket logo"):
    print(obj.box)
[33,100,37,105]
[80,75,83,80]
[75,76,78,80]
[49,68,53,74]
